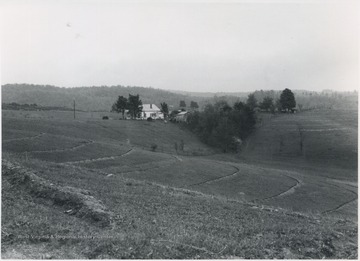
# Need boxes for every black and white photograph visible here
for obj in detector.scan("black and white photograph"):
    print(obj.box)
[1,0,358,259]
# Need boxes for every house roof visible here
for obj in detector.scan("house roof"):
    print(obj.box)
[176,111,188,116]
[142,104,160,112]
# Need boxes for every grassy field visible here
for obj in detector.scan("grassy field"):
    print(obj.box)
[3,110,214,155]
[1,109,358,258]
[242,109,358,173]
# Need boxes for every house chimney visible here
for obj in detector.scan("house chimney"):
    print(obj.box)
[150,104,152,109]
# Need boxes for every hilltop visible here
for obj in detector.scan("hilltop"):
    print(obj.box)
[1,84,207,112]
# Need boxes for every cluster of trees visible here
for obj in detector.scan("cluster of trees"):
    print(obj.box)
[249,88,357,111]
[248,88,297,112]
[184,89,297,152]
[111,94,143,119]
[186,99,256,153]
[179,100,199,110]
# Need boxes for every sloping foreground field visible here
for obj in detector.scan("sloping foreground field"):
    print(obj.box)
[2,157,357,259]
[3,110,356,218]
[2,109,358,258]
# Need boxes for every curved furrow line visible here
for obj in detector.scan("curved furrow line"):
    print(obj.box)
[3,133,44,143]
[59,148,134,165]
[27,140,94,154]
[322,196,358,215]
[116,158,178,175]
[321,183,358,214]
[172,155,183,162]
[254,174,302,202]
[186,164,240,187]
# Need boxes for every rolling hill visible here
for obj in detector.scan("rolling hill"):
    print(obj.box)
[1,108,358,258]
[1,84,207,112]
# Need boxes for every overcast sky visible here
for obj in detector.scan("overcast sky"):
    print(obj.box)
[1,0,358,92]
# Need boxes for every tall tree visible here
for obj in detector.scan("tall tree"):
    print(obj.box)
[127,94,143,119]
[190,101,199,110]
[160,102,169,119]
[246,93,257,110]
[111,95,128,119]
[179,100,186,108]
[280,88,296,111]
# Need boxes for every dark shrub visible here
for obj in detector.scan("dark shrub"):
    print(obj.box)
[150,144,157,151]
[102,116,109,120]
[147,117,153,122]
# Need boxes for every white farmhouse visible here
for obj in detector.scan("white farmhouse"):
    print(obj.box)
[141,104,164,119]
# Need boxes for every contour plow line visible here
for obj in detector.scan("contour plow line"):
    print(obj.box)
[27,140,94,154]
[172,155,183,162]
[63,157,177,178]
[59,148,134,165]
[100,165,315,220]
[65,160,316,221]
[3,133,45,143]
[114,158,178,176]
[187,164,240,187]
[254,174,302,202]
[321,182,358,215]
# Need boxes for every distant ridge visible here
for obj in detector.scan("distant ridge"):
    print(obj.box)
[2,84,357,111]
[1,84,207,112]
[169,90,250,98]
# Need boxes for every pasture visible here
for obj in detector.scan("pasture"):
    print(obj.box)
[2,108,358,258]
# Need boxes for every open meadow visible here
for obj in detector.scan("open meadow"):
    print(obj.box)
[2,109,358,259]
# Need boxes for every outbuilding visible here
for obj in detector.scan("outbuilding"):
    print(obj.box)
[175,111,189,122]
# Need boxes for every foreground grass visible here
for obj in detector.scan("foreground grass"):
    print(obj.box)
[2,155,357,259]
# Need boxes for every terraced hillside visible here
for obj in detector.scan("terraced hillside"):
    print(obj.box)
[237,110,358,216]
[2,109,357,258]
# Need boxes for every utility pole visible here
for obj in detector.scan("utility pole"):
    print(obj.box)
[73,100,76,119]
